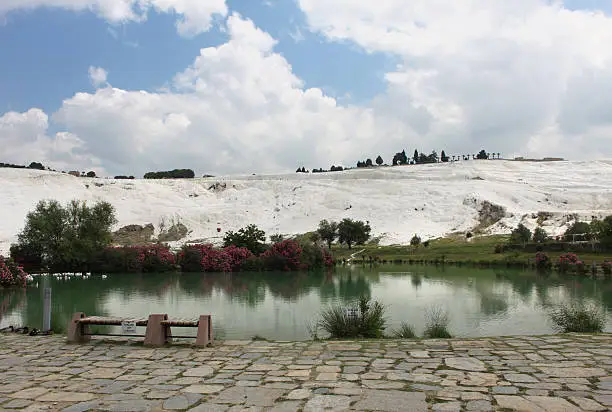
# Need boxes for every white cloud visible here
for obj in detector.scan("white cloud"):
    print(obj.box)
[88,66,108,88]
[0,0,228,36]
[0,109,103,172]
[297,0,612,158]
[48,14,397,176]
[2,3,612,178]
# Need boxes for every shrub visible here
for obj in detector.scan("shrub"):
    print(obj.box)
[223,224,267,254]
[494,244,504,254]
[533,227,548,243]
[557,253,586,274]
[144,169,195,179]
[603,261,612,276]
[318,296,387,339]
[510,223,531,244]
[564,221,591,241]
[391,322,417,339]
[0,256,31,288]
[269,234,284,243]
[202,245,253,272]
[93,245,176,273]
[535,252,552,272]
[260,240,304,271]
[550,302,606,333]
[423,306,452,338]
[178,244,212,272]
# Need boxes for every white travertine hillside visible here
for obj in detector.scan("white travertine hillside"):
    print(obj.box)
[1,160,611,253]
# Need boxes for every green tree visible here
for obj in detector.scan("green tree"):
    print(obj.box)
[14,199,116,271]
[317,220,338,249]
[144,169,195,179]
[86,171,96,178]
[337,219,371,249]
[564,221,591,241]
[269,234,284,243]
[365,158,373,167]
[410,234,421,247]
[597,215,612,248]
[223,224,267,254]
[392,151,407,165]
[375,155,383,166]
[476,149,488,160]
[28,162,45,170]
[440,150,449,162]
[533,227,548,243]
[510,223,531,244]
[413,149,419,164]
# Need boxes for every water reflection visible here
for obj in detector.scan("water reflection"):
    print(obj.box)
[1,265,611,340]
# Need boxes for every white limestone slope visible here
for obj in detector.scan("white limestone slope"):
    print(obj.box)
[1,160,611,253]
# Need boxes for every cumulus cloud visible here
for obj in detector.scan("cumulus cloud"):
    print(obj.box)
[0,109,103,172]
[0,0,228,36]
[88,66,108,88]
[297,0,612,159]
[2,2,612,177]
[49,14,397,176]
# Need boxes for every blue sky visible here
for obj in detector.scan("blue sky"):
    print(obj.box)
[0,0,393,116]
[0,0,611,175]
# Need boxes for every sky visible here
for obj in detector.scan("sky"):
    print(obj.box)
[0,0,611,177]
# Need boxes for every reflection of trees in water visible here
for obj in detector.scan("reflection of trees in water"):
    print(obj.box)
[178,271,330,307]
[492,270,611,312]
[319,273,372,304]
[0,288,26,326]
[478,293,508,316]
[15,267,612,333]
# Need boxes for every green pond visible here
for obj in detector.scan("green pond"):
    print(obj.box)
[1,265,611,340]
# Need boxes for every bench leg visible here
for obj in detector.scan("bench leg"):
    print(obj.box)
[195,315,213,347]
[144,314,170,346]
[67,312,90,343]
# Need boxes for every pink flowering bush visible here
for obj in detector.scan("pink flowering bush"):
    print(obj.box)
[557,253,586,274]
[201,245,253,272]
[261,239,305,271]
[535,252,552,271]
[603,261,612,277]
[179,244,214,272]
[90,238,335,274]
[0,255,30,288]
[322,248,334,268]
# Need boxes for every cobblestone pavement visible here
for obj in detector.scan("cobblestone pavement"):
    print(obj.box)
[1,334,612,411]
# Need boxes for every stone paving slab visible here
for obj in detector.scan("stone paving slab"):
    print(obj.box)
[1,334,611,411]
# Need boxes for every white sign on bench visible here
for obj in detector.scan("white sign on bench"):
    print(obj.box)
[121,321,137,334]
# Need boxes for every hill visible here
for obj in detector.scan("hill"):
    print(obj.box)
[1,160,611,253]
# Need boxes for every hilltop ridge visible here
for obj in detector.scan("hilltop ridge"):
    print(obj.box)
[1,160,611,253]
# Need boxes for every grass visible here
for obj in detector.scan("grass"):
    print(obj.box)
[318,296,387,339]
[423,306,452,338]
[391,322,417,339]
[330,235,608,266]
[549,302,606,333]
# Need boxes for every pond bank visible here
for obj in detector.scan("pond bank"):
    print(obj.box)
[1,333,611,411]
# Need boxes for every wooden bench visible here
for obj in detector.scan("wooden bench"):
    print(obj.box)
[67,312,213,347]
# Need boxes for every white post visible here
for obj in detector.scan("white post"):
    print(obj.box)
[43,287,52,332]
